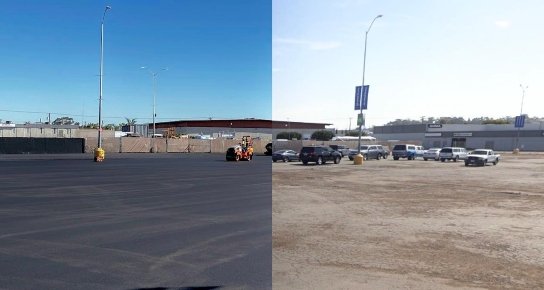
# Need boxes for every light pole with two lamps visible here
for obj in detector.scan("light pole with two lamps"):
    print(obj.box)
[141,66,168,151]
[355,14,382,164]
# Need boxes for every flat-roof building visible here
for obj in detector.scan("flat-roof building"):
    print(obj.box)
[373,123,544,151]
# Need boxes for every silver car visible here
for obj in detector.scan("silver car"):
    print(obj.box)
[423,148,441,161]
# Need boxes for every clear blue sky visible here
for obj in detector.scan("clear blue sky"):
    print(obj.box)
[0,0,271,125]
[273,0,544,129]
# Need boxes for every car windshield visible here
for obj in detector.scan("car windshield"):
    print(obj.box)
[274,150,286,154]
[441,148,452,153]
[359,146,369,150]
[472,150,488,155]
[393,145,406,150]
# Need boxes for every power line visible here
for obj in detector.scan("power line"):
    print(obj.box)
[0,109,253,122]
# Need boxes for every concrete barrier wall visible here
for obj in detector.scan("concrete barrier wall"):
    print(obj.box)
[82,138,269,154]
[121,138,151,153]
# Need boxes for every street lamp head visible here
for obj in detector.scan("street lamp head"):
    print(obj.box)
[377,14,383,18]
[105,6,111,10]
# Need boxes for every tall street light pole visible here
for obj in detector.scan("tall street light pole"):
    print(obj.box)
[515,84,528,151]
[357,14,382,155]
[98,5,111,149]
[141,67,167,137]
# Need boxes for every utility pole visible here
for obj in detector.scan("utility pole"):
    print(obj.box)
[515,84,528,151]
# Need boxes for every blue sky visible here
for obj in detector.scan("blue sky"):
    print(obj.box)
[0,0,271,125]
[273,0,544,129]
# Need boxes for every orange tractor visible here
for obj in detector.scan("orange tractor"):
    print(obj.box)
[226,136,254,161]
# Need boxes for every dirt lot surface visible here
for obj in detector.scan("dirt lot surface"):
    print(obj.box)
[273,153,544,289]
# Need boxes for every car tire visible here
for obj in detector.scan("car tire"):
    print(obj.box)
[377,154,381,160]
[423,158,428,161]
[334,156,341,164]
[465,162,469,166]
[453,156,458,162]
[393,156,399,160]
[317,156,323,165]
[493,159,499,165]
[363,154,368,161]
[441,158,445,162]
[273,159,277,162]
[283,156,289,162]
[302,161,308,165]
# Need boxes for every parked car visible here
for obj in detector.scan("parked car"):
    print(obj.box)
[423,148,441,161]
[348,145,389,161]
[264,143,272,155]
[439,147,468,162]
[329,144,350,157]
[415,146,425,159]
[465,149,500,166]
[392,144,418,160]
[299,146,342,165]
[272,150,299,162]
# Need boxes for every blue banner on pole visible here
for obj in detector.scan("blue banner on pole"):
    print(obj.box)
[361,85,369,110]
[354,86,361,110]
[515,115,525,128]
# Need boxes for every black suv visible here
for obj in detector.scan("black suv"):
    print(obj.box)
[299,146,342,165]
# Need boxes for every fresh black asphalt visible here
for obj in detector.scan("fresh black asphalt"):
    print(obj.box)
[0,153,271,290]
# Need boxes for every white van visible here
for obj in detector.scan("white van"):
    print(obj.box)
[439,147,468,162]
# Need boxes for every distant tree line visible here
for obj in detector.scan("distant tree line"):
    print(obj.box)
[276,131,302,140]
[384,115,544,126]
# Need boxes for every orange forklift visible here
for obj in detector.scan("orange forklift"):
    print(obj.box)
[226,136,254,161]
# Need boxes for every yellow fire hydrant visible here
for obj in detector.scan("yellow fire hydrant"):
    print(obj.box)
[94,147,105,162]
[353,153,364,165]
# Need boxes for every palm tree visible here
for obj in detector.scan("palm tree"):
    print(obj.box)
[125,118,137,125]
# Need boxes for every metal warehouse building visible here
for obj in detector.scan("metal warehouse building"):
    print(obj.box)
[154,119,331,139]
[373,123,544,151]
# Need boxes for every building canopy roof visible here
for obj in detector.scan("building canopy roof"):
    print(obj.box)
[155,118,331,129]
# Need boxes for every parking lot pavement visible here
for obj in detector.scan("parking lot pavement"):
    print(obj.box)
[0,154,271,290]
[273,154,544,289]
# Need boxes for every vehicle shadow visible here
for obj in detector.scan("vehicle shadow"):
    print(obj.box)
[288,162,339,166]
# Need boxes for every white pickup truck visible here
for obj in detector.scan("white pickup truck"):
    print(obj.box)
[465,149,500,166]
